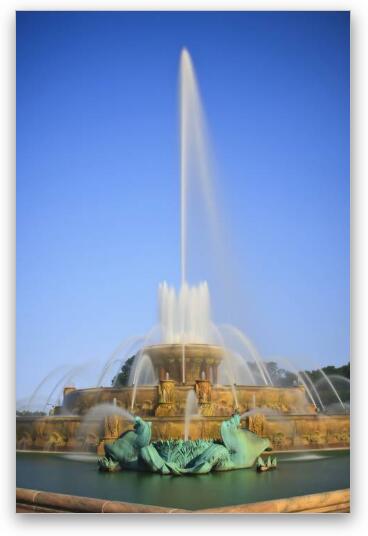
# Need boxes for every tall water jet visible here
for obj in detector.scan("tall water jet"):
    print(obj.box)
[179,47,220,381]
[179,48,220,284]
[180,48,188,287]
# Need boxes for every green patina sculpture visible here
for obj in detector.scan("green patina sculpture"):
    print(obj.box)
[256,455,277,472]
[98,414,272,475]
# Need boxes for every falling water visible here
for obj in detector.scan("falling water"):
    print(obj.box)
[228,350,257,385]
[326,374,350,387]
[301,371,325,411]
[218,324,272,386]
[221,353,239,410]
[43,364,89,413]
[130,354,156,411]
[276,357,318,410]
[184,390,199,441]
[97,335,146,387]
[317,368,345,411]
[207,323,239,407]
[128,325,161,386]
[25,365,69,412]
[314,374,349,412]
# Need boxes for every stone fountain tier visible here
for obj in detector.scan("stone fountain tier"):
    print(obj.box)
[143,343,224,384]
[16,413,350,453]
[60,383,316,417]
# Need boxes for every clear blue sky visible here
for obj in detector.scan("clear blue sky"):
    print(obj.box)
[16,11,350,398]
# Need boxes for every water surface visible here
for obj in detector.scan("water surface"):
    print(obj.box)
[16,450,349,510]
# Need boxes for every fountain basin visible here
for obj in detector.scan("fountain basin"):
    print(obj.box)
[143,343,224,384]
[16,413,350,453]
[16,449,350,511]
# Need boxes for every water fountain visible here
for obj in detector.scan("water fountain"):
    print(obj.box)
[16,48,349,457]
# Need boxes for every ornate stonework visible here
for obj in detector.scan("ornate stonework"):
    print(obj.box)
[155,380,176,416]
[248,414,266,436]
[104,415,120,439]
[158,379,175,404]
[195,379,213,416]
[195,379,212,404]
[16,413,350,452]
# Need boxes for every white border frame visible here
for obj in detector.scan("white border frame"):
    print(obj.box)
[1,0,365,533]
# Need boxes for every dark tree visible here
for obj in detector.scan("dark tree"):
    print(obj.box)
[112,355,135,387]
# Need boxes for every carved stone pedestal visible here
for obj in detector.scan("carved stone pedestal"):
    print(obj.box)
[155,379,176,416]
[247,414,266,436]
[97,414,122,456]
[195,379,213,417]
[104,414,121,439]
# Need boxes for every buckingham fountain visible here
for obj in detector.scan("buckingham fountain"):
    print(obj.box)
[16,49,349,468]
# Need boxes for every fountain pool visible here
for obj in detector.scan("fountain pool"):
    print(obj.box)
[16,449,349,511]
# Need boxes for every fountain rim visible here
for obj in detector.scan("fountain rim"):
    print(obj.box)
[57,384,308,394]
